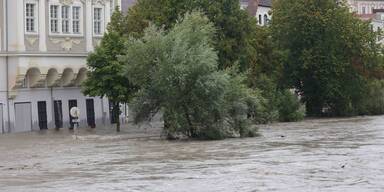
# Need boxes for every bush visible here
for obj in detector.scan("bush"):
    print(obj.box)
[277,89,305,122]
[248,74,305,123]
[357,80,384,115]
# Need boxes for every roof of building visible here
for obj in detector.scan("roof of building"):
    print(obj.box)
[259,0,272,7]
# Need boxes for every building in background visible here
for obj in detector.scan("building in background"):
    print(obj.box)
[0,0,122,134]
[256,0,272,26]
[347,0,384,15]
[346,1,384,43]
[370,9,384,43]
[240,0,272,26]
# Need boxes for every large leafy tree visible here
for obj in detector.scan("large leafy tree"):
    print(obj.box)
[121,11,261,139]
[82,8,137,132]
[272,0,383,116]
[125,0,257,70]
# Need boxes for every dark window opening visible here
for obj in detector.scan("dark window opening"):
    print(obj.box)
[37,101,48,130]
[86,99,96,128]
[54,100,63,128]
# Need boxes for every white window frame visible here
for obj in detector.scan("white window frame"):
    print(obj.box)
[61,5,71,34]
[48,0,83,37]
[72,6,81,34]
[93,6,105,37]
[25,0,39,35]
[50,4,60,34]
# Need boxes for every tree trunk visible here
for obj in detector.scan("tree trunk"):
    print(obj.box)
[113,102,120,132]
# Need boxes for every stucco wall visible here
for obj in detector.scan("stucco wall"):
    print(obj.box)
[0,0,120,134]
[46,37,87,52]
[0,57,9,134]
[350,0,384,14]
[25,35,40,52]
[93,38,102,48]
[10,87,108,132]
[0,0,3,51]
[256,6,271,26]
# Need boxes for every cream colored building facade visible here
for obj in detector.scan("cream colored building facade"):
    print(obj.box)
[347,0,384,14]
[0,0,122,133]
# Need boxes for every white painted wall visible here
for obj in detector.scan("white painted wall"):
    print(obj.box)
[372,18,384,44]
[9,87,109,131]
[0,57,7,133]
[256,6,271,26]
[6,0,25,51]
[0,0,123,133]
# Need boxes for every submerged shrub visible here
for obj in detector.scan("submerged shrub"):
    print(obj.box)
[123,11,262,140]
[357,80,384,115]
[277,89,305,122]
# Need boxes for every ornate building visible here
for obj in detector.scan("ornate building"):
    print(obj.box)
[0,0,121,133]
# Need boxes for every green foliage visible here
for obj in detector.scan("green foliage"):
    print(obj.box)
[82,8,137,131]
[247,26,285,88]
[276,90,305,122]
[272,0,384,116]
[122,12,261,140]
[125,0,257,70]
[245,24,306,123]
[356,80,384,115]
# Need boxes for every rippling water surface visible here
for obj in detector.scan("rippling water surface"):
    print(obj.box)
[0,116,384,192]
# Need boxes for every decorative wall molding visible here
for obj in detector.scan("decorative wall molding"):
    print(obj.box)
[94,39,101,46]
[93,0,106,5]
[50,37,82,51]
[59,0,74,6]
[26,37,38,46]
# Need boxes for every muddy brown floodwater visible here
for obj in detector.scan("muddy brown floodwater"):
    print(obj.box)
[0,116,384,192]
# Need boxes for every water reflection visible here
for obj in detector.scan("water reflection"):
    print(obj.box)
[0,116,383,191]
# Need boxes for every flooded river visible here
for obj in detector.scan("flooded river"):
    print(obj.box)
[0,116,383,192]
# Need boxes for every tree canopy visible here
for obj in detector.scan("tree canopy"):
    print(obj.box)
[125,0,257,70]
[272,0,384,116]
[82,8,137,131]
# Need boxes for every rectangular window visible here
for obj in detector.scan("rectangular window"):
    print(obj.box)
[62,6,70,33]
[50,5,82,35]
[25,3,36,32]
[94,8,102,35]
[72,7,81,33]
[54,100,63,129]
[50,5,59,33]
[86,99,96,128]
